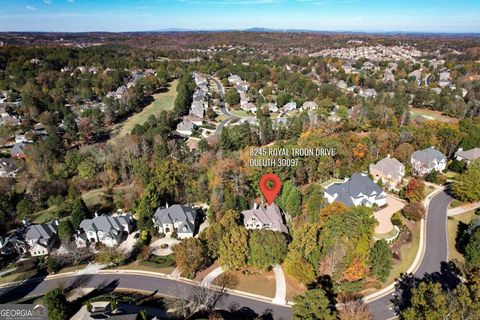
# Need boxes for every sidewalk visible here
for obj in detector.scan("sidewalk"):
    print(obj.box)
[447,201,480,216]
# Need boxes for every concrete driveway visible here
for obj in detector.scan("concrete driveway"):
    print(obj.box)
[150,237,180,256]
[118,231,139,255]
[374,195,406,234]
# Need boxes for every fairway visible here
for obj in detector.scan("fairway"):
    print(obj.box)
[114,79,179,138]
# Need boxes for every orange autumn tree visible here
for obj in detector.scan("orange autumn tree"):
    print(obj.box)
[344,256,368,282]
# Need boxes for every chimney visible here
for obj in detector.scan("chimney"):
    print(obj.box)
[253,202,258,210]
[94,211,99,217]
[166,202,169,209]
[458,147,463,152]
[387,154,391,158]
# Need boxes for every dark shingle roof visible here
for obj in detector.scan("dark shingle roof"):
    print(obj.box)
[411,147,446,166]
[325,173,385,207]
[153,205,197,234]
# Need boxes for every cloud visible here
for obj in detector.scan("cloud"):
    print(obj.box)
[25,5,36,11]
[44,0,52,4]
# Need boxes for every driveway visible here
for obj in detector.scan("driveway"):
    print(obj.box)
[118,231,139,255]
[272,265,286,305]
[150,237,180,256]
[374,195,406,234]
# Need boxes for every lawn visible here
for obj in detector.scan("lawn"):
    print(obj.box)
[32,207,57,224]
[229,109,250,117]
[449,199,465,209]
[410,108,458,123]
[112,79,179,140]
[382,219,421,289]
[117,254,176,275]
[284,271,306,302]
[447,210,476,263]
[56,264,89,274]
[320,178,344,188]
[424,185,437,198]
[81,185,132,209]
[225,268,276,298]
[0,269,39,285]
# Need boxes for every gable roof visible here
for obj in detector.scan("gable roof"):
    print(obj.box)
[25,222,58,247]
[369,156,405,180]
[456,148,480,162]
[153,204,197,234]
[242,203,288,233]
[411,147,446,166]
[79,214,132,240]
[325,173,385,207]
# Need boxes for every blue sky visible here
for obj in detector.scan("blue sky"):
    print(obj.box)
[0,0,479,33]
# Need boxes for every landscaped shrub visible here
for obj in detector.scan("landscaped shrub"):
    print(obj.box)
[402,202,426,221]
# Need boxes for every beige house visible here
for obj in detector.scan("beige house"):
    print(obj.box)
[369,155,405,190]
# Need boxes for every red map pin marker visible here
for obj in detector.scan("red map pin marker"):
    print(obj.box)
[259,173,282,205]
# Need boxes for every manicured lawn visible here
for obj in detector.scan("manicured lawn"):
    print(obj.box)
[113,79,179,140]
[0,269,38,285]
[447,210,476,263]
[117,259,176,275]
[449,199,465,209]
[284,272,306,302]
[382,219,420,288]
[424,185,437,198]
[444,171,459,179]
[56,264,89,274]
[81,185,132,209]
[32,207,57,224]
[229,110,250,117]
[410,108,458,123]
[225,268,276,298]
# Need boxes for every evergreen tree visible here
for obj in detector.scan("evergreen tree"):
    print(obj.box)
[369,240,393,282]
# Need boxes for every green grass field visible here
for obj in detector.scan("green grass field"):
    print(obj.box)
[113,79,179,140]
[447,210,476,263]
[410,108,458,123]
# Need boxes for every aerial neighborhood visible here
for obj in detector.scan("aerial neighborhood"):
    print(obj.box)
[0,30,480,320]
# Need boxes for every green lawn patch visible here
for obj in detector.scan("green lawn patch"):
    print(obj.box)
[447,210,476,264]
[32,207,57,224]
[112,79,179,141]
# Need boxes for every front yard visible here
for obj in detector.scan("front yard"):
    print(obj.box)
[447,210,476,264]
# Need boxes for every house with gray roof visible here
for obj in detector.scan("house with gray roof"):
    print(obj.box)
[176,119,195,136]
[190,101,206,118]
[301,101,318,110]
[242,203,288,233]
[75,213,134,248]
[153,204,198,239]
[0,158,19,178]
[455,147,480,165]
[324,173,387,207]
[411,146,446,176]
[369,155,405,191]
[282,102,297,112]
[11,142,26,159]
[25,221,59,256]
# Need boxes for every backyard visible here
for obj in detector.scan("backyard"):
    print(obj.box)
[447,210,476,264]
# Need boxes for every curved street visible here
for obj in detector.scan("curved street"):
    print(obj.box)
[0,191,454,320]
[209,76,239,136]
[367,190,453,319]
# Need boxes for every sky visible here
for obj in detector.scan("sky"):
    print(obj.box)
[0,0,479,33]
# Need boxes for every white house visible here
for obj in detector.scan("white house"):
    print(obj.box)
[153,204,198,239]
[75,213,134,248]
[411,147,447,176]
[369,155,405,190]
[242,203,288,233]
[324,173,388,207]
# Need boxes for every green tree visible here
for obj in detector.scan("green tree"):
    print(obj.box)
[465,228,480,268]
[71,198,90,229]
[16,199,36,219]
[219,226,248,271]
[369,240,392,282]
[225,88,240,106]
[292,288,336,320]
[248,230,288,270]
[44,288,70,320]
[58,220,74,243]
[452,160,480,202]
[173,238,208,278]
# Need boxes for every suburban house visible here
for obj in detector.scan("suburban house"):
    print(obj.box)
[242,203,288,233]
[411,147,447,176]
[0,158,19,178]
[228,74,242,85]
[301,101,318,110]
[75,213,134,248]
[324,173,388,207]
[242,102,257,113]
[25,221,59,256]
[282,102,297,112]
[153,204,198,239]
[369,155,405,190]
[190,101,206,118]
[265,102,279,113]
[455,147,480,165]
[176,119,195,136]
[10,142,26,159]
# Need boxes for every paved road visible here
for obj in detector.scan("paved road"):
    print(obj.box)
[0,273,292,319]
[209,77,240,136]
[367,191,453,319]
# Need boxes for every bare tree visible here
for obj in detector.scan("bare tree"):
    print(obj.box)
[338,293,373,320]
